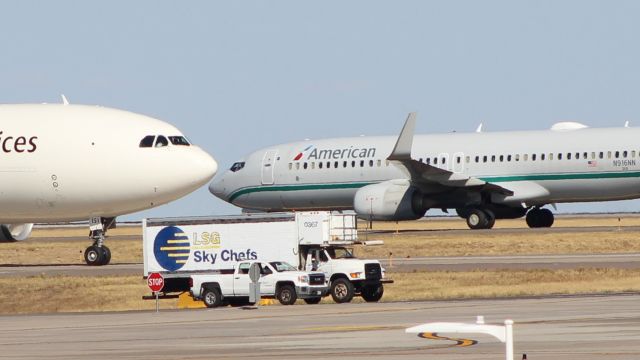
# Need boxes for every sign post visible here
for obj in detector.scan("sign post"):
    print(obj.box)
[248,263,261,307]
[147,272,165,313]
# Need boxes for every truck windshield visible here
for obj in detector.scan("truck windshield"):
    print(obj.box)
[269,261,297,272]
[328,247,354,259]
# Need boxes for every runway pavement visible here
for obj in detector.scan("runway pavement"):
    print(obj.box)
[2,253,639,277]
[0,294,638,359]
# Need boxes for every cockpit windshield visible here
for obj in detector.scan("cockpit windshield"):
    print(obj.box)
[269,261,297,272]
[230,162,245,172]
[169,136,190,146]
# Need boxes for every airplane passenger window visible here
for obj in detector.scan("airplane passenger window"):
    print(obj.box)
[334,161,339,168]
[434,158,438,165]
[426,158,431,164]
[558,153,563,160]
[541,154,546,161]
[607,151,612,159]
[326,162,331,169]
[575,152,580,159]
[303,162,308,169]
[599,152,604,159]
[343,161,347,168]
[230,162,245,172]
[591,152,596,159]
[623,151,628,158]
[155,136,169,147]
[311,162,315,169]
[441,157,446,164]
[507,155,511,162]
[524,154,528,161]
[377,159,382,167]
[369,160,374,167]
[351,161,356,168]
[168,136,190,146]
[296,163,300,170]
[516,154,520,161]
[491,155,496,162]
[615,151,620,158]
[456,157,461,164]
[567,153,572,160]
[319,162,323,169]
[549,153,554,160]
[139,135,155,148]
[483,156,487,163]
[583,152,588,159]
[288,163,292,170]
[499,155,504,162]
[475,156,479,163]
[532,154,537,161]
[360,160,364,167]
[632,151,636,158]
[465,156,470,163]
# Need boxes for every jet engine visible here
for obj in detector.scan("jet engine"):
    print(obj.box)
[354,179,427,221]
[0,223,34,242]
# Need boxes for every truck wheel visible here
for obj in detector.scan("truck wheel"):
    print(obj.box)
[277,284,297,305]
[303,297,322,305]
[330,278,354,303]
[361,284,384,302]
[202,287,222,308]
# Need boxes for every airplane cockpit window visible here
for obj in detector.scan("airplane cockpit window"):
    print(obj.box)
[139,135,155,148]
[230,162,245,172]
[169,136,191,146]
[155,135,169,147]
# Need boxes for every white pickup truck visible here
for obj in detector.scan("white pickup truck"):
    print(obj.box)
[190,261,329,307]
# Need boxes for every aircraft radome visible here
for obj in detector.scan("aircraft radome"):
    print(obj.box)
[0,98,217,265]
[210,112,640,229]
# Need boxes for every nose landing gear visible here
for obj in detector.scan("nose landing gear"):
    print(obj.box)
[84,217,115,266]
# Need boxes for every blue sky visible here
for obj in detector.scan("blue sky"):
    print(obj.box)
[2,1,640,219]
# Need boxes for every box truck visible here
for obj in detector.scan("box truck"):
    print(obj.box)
[143,211,391,303]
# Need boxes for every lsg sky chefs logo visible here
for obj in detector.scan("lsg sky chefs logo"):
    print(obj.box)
[153,226,191,271]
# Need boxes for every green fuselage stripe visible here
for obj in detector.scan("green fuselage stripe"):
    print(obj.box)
[229,182,374,202]
[228,171,640,203]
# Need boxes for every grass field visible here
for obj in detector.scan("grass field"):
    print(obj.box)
[1,268,638,314]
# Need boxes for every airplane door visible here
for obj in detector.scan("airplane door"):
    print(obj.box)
[453,152,465,173]
[261,150,278,185]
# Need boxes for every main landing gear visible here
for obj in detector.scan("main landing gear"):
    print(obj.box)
[526,207,554,228]
[84,217,115,266]
[465,208,496,230]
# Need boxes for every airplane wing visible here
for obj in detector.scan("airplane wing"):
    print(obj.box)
[387,113,514,196]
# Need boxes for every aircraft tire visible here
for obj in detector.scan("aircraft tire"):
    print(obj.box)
[84,245,105,266]
[101,246,111,266]
[484,209,496,229]
[539,208,554,228]
[526,209,540,228]
[466,209,489,230]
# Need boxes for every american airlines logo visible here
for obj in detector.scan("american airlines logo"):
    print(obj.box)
[293,145,376,161]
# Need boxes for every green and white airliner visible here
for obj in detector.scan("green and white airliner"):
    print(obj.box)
[210,113,640,229]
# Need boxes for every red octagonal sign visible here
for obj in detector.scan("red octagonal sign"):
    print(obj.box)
[147,272,165,292]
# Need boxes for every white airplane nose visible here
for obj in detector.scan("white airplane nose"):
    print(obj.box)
[198,150,218,184]
[209,175,227,199]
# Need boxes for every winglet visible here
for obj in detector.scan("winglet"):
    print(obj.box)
[476,123,483,133]
[61,94,69,105]
[387,112,416,160]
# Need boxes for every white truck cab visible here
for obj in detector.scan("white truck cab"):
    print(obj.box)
[190,260,328,307]
[303,245,387,303]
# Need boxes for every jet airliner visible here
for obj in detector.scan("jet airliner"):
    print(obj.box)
[0,101,217,265]
[210,113,640,229]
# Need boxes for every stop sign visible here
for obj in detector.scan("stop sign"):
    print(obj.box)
[147,272,165,292]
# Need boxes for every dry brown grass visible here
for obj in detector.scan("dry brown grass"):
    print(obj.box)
[2,269,638,314]
[356,230,640,258]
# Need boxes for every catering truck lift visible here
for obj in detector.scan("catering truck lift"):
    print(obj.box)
[143,211,392,303]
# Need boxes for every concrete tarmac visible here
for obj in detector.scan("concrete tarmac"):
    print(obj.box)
[0,294,638,360]
[1,253,638,277]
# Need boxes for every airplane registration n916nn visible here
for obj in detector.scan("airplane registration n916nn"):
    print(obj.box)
[0,100,218,265]
[211,113,640,229]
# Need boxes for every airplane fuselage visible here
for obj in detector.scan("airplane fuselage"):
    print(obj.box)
[212,125,640,212]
